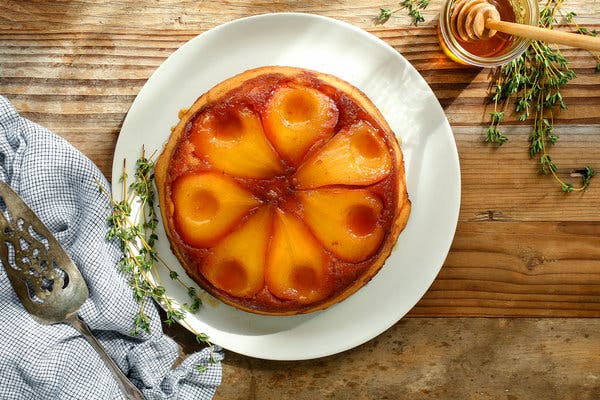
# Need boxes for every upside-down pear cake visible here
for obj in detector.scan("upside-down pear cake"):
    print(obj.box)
[155,66,411,315]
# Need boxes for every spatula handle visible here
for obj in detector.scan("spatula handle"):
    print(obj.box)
[68,315,145,400]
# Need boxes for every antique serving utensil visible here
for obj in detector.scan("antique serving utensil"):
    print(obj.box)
[0,181,144,400]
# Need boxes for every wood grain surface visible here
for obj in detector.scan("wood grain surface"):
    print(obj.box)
[206,318,600,400]
[1,0,600,398]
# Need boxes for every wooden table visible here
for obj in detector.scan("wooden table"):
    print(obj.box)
[2,1,599,398]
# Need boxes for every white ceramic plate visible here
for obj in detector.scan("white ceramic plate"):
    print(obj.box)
[112,13,460,360]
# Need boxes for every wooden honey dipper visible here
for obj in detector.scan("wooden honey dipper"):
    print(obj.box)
[451,0,600,51]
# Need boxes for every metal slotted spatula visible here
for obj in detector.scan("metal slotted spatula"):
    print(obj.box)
[0,181,144,400]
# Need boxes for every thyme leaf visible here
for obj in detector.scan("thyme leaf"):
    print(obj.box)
[377,8,395,23]
[377,0,429,25]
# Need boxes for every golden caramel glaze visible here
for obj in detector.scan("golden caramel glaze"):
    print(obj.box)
[155,66,411,315]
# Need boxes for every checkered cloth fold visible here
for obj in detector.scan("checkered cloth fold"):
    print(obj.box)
[0,95,222,399]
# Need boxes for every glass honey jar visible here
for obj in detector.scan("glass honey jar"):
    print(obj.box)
[438,0,539,67]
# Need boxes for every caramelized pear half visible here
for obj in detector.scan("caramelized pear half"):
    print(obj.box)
[190,106,283,178]
[295,120,392,188]
[265,210,332,304]
[299,189,385,262]
[172,172,260,247]
[263,86,338,165]
[201,206,273,298]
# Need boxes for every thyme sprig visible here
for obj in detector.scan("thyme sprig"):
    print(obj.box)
[97,148,210,347]
[486,0,596,192]
[564,11,600,70]
[378,0,429,25]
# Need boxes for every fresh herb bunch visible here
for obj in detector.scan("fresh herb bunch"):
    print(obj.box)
[98,149,212,351]
[486,0,596,192]
[378,0,429,25]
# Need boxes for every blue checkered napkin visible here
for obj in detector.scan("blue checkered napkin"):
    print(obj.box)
[0,95,223,399]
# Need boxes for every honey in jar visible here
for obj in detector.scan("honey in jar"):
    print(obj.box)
[438,0,539,67]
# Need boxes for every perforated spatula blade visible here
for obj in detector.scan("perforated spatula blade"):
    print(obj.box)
[0,181,144,400]
[0,182,88,325]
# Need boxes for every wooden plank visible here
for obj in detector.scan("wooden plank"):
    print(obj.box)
[173,318,600,400]
[455,125,600,222]
[410,221,600,317]
[1,0,599,30]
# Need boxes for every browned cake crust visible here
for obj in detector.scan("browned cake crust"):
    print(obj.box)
[155,66,411,315]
